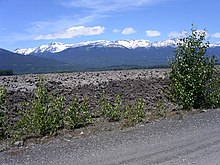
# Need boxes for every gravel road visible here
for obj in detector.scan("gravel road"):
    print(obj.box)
[1,109,220,165]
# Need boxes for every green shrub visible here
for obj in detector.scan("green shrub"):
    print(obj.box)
[123,98,145,126]
[99,95,121,122]
[16,79,64,138]
[0,87,7,139]
[65,97,92,129]
[205,78,220,108]
[135,98,146,120]
[154,100,167,118]
[0,111,6,139]
[0,87,6,105]
[169,26,219,109]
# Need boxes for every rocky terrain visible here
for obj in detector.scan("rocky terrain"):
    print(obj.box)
[0,68,178,126]
[2,67,217,151]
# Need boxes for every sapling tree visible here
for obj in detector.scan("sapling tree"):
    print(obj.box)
[169,26,220,109]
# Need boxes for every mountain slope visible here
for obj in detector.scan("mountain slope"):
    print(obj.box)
[13,39,179,70]
[39,46,174,69]
[0,48,74,74]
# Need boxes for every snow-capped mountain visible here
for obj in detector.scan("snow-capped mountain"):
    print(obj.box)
[151,39,179,47]
[14,39,178,55]
[211,42,220,47]
[3,39,220,74]
[14,42,74,55]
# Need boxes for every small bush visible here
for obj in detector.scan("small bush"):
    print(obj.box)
[154,100,167,118]
[169,26,219,109]
[99,95,121,122]
[65,97,92,129]
[0,111,7,139]
[205,78,220,108]
[0,87,7,139]
[0,87,6,105]
[123,98,145,126]
[15,79,64,138]
[135,98,146,120]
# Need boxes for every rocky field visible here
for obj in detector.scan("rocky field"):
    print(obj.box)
[0,68,178,126]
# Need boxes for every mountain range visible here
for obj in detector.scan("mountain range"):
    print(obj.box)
[1,39,220,74]
[14,39,179,55]
[13,39,220,55]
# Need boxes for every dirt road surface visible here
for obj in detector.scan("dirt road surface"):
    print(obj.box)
[1,109,220,165]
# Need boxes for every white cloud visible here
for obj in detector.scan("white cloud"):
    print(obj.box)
[35,26,105,40]
[146,30,161,37]
[168,31,188,38]
[62,0,167,12]
[1,14,103,42]
[26,14,102,34]
[121,27,136,35]
[113,29,120,33]
[211,33,220,38]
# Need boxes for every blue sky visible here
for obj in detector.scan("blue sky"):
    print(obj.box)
[1,0,220,51]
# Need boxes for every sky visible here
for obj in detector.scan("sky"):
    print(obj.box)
[0,0,220,51]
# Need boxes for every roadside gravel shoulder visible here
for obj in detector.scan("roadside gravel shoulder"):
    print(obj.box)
[1,109,220,165]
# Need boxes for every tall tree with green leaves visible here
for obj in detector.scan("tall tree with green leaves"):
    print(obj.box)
[169,26,220,109]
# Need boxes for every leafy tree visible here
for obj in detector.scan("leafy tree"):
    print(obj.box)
[169,26,220,109]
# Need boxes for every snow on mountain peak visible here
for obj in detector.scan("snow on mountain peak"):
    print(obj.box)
[14,39,186,55]
[15,47,37,55]
[114,40,151,49]
[151,38,179,47]
[211,42,220,47]
[15,42,73,55]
